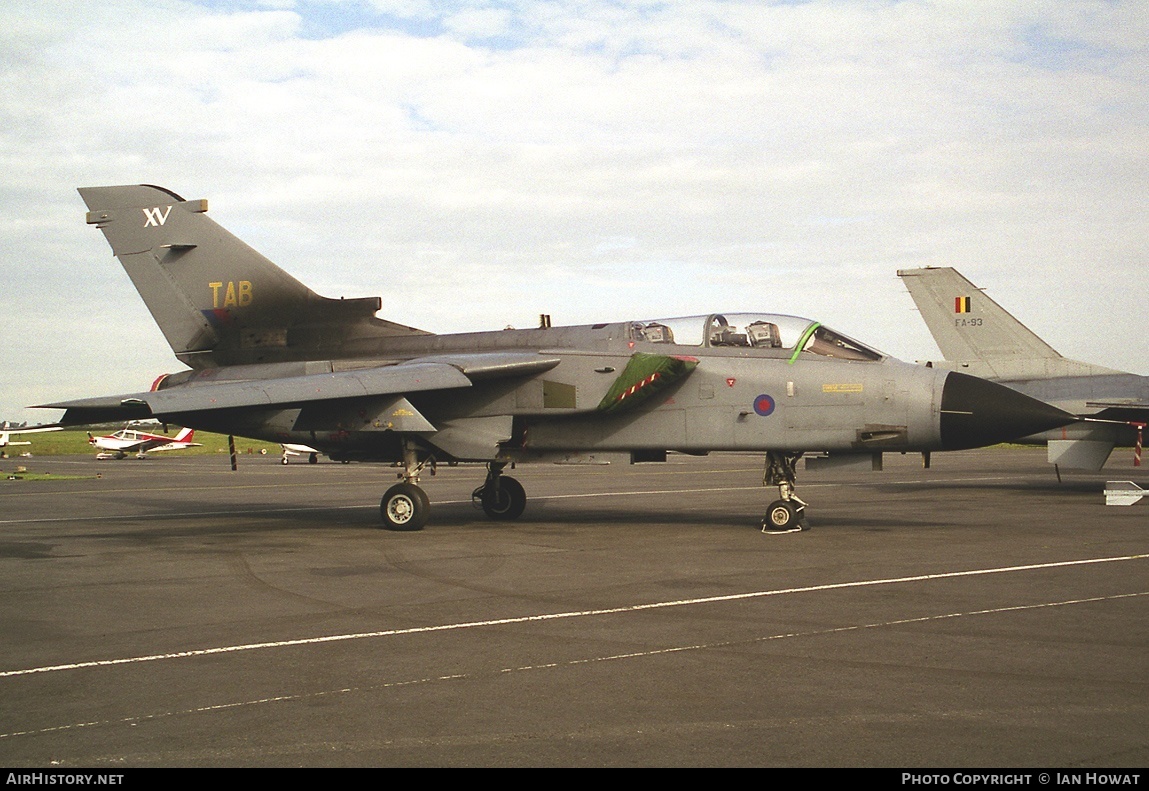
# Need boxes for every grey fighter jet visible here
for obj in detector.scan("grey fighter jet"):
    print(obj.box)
[899,266,1149,471]
[40,185,1073,531]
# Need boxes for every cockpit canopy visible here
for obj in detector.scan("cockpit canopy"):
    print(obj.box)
[629,313,883,362]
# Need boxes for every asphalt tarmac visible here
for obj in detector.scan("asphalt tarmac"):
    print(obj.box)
[0,448,1145,767]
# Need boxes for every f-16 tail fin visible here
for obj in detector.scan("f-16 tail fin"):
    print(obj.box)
[79,185,429,369]
[897,267,1117,380]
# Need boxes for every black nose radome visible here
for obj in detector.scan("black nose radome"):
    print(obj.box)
[940,372,1074,451]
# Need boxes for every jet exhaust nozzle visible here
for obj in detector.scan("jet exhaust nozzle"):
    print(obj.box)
[940,372,1075,451]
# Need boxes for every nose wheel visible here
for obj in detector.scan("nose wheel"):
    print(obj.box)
[763,497,806,533]
[761,451,809,534]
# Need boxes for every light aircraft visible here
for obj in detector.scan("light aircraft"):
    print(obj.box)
[38,185,1073,531]
[0,422,62,456]
[88,424,200,460]
[899,267,1149,471]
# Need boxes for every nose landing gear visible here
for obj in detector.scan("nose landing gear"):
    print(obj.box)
[762,451,809,534]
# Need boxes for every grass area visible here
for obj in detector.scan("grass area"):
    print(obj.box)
[3,428,284,458]
[2,470,96,481]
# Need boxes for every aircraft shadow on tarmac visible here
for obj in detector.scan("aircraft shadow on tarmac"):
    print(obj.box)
[872,478,1105,495]
[0,541,56,560]
[80,503,764,535]
[39,467,1116,541]
[64,494,1016,536]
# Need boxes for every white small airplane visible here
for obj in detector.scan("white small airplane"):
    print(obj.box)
[88,425,201,460]
[0,422,62,456]
[280,443,321,465]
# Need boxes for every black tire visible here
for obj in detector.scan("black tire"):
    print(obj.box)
[381,482,430,531]
[308,453,318,464]
[763,499,800,532]
[480,475,526,520]
[281,456,289,465]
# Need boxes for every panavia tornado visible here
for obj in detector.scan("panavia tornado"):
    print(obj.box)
[40,185,1073,532]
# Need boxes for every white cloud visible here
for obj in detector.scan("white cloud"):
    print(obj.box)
[1,0,1147,422]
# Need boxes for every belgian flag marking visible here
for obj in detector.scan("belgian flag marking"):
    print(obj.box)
[954,296,971,313]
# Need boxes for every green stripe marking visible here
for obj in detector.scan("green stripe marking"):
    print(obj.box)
[788,322,821,365]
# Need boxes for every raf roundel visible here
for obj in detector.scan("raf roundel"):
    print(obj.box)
[753,394,776,417]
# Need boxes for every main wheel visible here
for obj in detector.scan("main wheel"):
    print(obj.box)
[762,499,802,533]
[381,482,430,531]
[480,476,526,520]
[308,453,318,464]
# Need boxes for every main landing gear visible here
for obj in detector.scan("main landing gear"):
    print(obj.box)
[381,481,431,531]
[762,451,809,534]
[380,440,435,531]
[378,444,528,531]
[471,462,526,520]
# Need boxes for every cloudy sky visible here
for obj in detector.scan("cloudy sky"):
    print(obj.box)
[2,0,1146,423]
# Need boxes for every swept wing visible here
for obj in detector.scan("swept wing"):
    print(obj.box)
[45,353,561,425]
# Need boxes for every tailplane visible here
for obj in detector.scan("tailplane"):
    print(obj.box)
[79,185,430,368]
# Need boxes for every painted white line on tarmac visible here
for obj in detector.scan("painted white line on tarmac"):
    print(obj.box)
[1,553,1144,679]
[3,589,1144,741]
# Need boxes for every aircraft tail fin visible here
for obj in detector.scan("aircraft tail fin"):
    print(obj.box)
[896,267,1122,380]
[897,267,1062,363]
[78,185,430,369]
[173,427,194,443]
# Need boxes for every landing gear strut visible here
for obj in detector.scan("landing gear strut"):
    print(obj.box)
[472,462,527,520]
[380,439,435,531]
[762,451,809,534]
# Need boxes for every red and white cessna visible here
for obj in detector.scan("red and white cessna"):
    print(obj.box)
[88,424,201,460]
